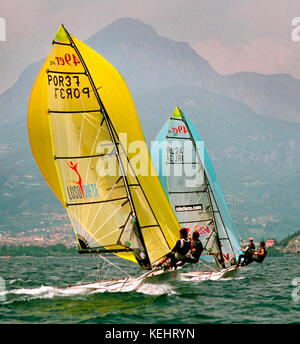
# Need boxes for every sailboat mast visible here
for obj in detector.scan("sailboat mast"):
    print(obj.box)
[63,26,151,268]
[180,111,225,267]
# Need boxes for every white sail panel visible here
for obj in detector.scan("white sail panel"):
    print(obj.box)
[153,107,238,268]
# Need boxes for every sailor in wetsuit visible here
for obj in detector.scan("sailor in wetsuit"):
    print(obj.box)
[237,237,256,266]
[185,231,204,264]
[252,241,267,263]
[156,228,191,270]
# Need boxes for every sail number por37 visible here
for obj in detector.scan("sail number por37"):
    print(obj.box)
[47,74,90,99]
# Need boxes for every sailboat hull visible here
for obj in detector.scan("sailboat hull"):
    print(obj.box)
[65,265,238,294]
[64,268,180,293]
[180,265,239,281]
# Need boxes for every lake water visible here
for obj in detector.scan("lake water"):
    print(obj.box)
[0,256,299,324]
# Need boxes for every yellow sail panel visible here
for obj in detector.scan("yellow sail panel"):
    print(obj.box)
[28,27,138,264]
[70,36,181,257]
[28,25,180,267]
[27,59,64,203]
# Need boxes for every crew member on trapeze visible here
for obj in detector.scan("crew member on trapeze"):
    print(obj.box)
[237,237,256,266]
[156,228,191,270]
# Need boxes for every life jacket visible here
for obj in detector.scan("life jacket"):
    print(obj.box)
[256,248,267,262]
[190,239,203,260]
[177,238,190,255]
[244,242,255,256]
[174,238,190,260]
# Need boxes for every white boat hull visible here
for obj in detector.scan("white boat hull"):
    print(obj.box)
[180,265,238,281]
[65,265,238,293]
[65,268,178,293]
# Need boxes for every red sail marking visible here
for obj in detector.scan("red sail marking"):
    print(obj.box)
[67,161,84,197]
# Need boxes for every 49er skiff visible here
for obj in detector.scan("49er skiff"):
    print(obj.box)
[27,25,186,291]
[28,26,236,292]
[152,107,241,281]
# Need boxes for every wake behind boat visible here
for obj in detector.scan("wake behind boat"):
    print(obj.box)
[65,268,173,293]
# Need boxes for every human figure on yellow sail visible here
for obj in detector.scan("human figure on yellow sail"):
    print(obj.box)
[155,228,191,270]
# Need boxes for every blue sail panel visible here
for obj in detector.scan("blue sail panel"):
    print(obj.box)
[152,107,242,267]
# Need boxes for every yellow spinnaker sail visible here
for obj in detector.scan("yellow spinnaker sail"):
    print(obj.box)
[27,25,180,268]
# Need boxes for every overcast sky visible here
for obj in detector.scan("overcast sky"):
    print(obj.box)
[0,0,299,93]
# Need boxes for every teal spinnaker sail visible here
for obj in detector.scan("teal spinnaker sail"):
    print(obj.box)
[152,107,242,268]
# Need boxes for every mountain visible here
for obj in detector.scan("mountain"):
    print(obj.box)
[86,18,300,123]
[212,72,300,123]
[86,18,220,94]
[1,17,300,240]
[276,230,300,254]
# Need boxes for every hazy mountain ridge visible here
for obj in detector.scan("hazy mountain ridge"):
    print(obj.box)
[0,17,300,240]
[86,18,300,123]
[86,17,220,93]
[213,72,300,122]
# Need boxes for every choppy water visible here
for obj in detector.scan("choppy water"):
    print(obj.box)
[0,256,299,324]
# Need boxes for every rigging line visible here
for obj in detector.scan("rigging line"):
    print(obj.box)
[77,81,95,225]
[64,28,151,267]
[45,73,76,246]
[78,96,86,168]
[184,114,236,257]
[106,117,153,261]
[198,259,215,271]
[66,196,128,207]
[203,173,223,268]
[72,73,106,224]
[99,254,132,278]
[78,245,133,252]
[208,183,236,256]
[49,109,101,114]
[170,117,185,122]
[180,113,223,268]
[76,76,90,191]
[106,183,139,191]
[115,211,133,244]
[179,220,212,224]
[52,40,71,46]
[64,29,142,238]
[166,136,192,140]
[73,267,102,286]
[83,124,111,210]
[108,116,172,252]
[86,173,127,231]
[74,254,131,285]
[166,162,197,165]
[169,190,205,194]
[54,153,114,160]
[93,204,128,239]
[47,70,86,75]
[100,116,105,126]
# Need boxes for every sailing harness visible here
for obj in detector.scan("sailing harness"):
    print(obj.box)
[173,238,191,260]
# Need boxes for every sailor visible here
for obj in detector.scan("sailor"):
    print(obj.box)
[251,241,267,263]
[237,237,256,266]
[156,228,191,270]
[185,231,203,264]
